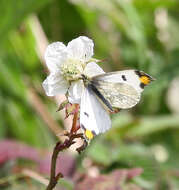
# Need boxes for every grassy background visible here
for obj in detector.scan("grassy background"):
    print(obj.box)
[0,0,179,189]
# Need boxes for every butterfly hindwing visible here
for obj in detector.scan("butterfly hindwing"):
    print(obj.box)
[91,80,140,109]
[80,86,111,135]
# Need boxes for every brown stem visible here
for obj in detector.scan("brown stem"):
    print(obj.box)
[46,104,84,190]
[46,142,61,190]
[70,104,79,134]
[46,138,77,190]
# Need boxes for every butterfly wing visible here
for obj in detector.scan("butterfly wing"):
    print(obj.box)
[93,70,154,93]
[91,70,154,109]
[92,80,141,109]
[80,86,111,135]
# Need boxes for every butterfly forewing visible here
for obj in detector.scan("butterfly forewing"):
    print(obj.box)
[90,69,154,109]
[92,70,154,93]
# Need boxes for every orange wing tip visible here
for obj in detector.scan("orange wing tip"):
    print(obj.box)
[85,130,94,140]
[139,75,151,85]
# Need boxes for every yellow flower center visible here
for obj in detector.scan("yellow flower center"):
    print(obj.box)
[61,59,85,81]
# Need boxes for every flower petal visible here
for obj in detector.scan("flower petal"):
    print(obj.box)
[68,80,84,104]
[67,36,94,62]
[84,62,105,77]
[45,42,67,73]
[42,72,69,96]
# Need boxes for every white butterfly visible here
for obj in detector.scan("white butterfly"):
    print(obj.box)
[80,70,154,139]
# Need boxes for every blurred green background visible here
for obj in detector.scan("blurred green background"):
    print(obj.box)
[0,0,179,189]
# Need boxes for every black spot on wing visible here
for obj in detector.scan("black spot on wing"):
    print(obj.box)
[84,112,89,117]
[135,70,154,80]
[81,124,85,130]
[135,70,142,77]
[122,75,127,81]
[80,124,96,136]
[140,83,145,89]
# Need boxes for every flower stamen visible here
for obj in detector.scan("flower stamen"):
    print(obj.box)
[61,59,85,81]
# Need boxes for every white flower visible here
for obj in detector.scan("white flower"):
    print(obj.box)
[42,36,104,103]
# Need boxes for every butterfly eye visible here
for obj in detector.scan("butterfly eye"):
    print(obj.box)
[122,75,127,81]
